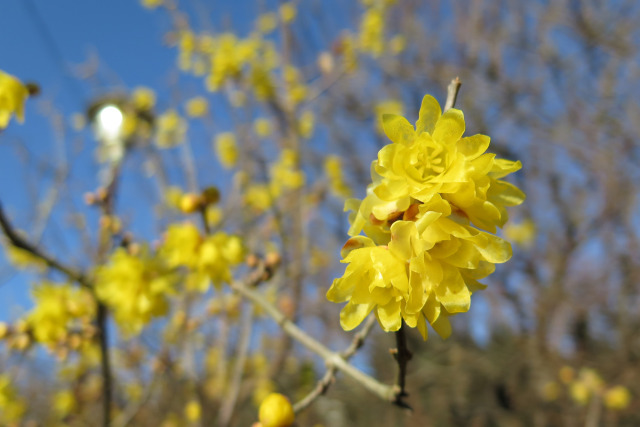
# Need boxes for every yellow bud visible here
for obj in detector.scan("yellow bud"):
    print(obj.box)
[559,366,575,384]
[180,193,202,214]
[604,386,631,410]
[0,322,9,339]
[258,393,295,427]
[184,399,201,422]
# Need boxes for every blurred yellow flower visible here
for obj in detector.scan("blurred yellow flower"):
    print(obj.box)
[0,374,26,424]
[259,393,295,427]
[27,282,95,347]
[503,218,535,248]
[254,118,272,138]
[0,69,29,129]
[258,12,278,33]
[214,132,239,169]
[184,399,202,422]
[604,386,631,410]
[131,86,156,111]
[156,109,187,148]
[53,390,77,417]
[570,381,591,406]
[185,96,208,118]
[324,155,351,198]
[279,3,297,24]
[96,248,175,335]
[141,0,163,9]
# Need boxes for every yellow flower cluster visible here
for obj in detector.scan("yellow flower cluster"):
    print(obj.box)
[324,155,351,198]
[27,282,95,348]
[160,222,244,292]
[553,366,632,410]
[174,29,278,100]
[327,94,525,339]
[156,109,188,148]
[214,132,238,169]
[0,69,29,130]
[96,248,175,335]
[245,149,305,213]
[0,374,26,424]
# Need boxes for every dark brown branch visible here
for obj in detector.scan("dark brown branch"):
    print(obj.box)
[0,201,89,287]
[392,322,413,410]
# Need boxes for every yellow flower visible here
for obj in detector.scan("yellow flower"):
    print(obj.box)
[141,0,163,9]
[214,132,238,169]
[254,118,272,138]
[604,386,631,410]
[160,223,245,291]
[279,3,297,24]
[503,218,535,247]
[245,183,274,213]
[184,96,208,118]
[328,200,511,338]
[389,34,407,54]
[53,390,77,417]
[27,282,95,347]
[0,70,29,129]
[258,393,295,427]
[96,248,175,335]
[0,374,26,424]
[184,399,202,422]
[354,94,524,237]
[328,93,523,338]
[131,86,156,111]
[570,381,591,406]
[156,109,187,148]
[324,155,351,198]
[359,7,385,57]
[297,110,314,138]
[270,149,305,197]
[257,12,278,33]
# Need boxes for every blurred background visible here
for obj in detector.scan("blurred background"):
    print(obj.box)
[0,0,639,425]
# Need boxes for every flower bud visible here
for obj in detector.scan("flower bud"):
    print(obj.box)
[258,393,295,427]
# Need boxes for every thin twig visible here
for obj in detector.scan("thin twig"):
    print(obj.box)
[444,77,462,112]
[293,315,377,413]
[0,201,89,287]
[217,303,254,427]
[230,267,397,403]
[97,303,113,427]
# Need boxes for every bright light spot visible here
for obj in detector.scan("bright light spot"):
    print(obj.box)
[95,104,124,140]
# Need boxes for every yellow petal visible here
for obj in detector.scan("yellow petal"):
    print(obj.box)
[376,299,402,331]
[457,134,490,159]
[431,313,452,339]
[432,108,465,145]
[340,301,374,331]
[415,94,441,135]
[381,114,415,145]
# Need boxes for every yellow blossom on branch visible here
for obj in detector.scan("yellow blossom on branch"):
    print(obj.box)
[0,70,29,129]
[328,93,524,338]
[96,248,176,335]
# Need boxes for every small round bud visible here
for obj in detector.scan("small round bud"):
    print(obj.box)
[246,254,260,268]
[179,193,202,214]
[258,393,295,427]
[201,186,220,205]
[265,252,281,268]
[84,192,96,205]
